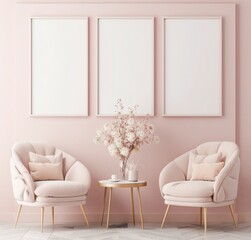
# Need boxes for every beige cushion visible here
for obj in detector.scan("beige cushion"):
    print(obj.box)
[29,152,63,181]
[34,181,88,197]
[187,151,222,180]
[162,181,214,198]
[29,162,64,181]
[191,162,225,181]
[29,152,62,163]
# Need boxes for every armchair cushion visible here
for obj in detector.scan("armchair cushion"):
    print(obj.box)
[34,181,88,198]
[191,162,224,181]
[29,152,63,164]
[187,151,222,180]
[29,162,64,181]
[162,181,214,198]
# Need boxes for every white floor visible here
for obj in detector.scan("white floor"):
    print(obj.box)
[1,222,251,240]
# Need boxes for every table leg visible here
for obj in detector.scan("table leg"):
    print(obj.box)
[101,187,107,226]
[106,187,112,229]
[200,207,203,226]
[131,187,135,226]
[137,187,144,229]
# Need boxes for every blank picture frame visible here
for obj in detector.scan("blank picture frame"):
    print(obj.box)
[31,17,88,116]
[97,17,154,116]
[163,17,222,116]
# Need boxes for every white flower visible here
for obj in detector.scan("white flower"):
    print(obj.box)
[120,147,129,157]
[127,118,135,126]
[111,130,119,138]
[137,130,145,139]
[103,123,110,131]
[108,144,117,156]
[114,138,123,148]
[126,132,136,142]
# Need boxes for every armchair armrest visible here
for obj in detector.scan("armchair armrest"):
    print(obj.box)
[213,150,240,202]
[159,162,186,196]
[65,161,91,191]
[10,157,35,202]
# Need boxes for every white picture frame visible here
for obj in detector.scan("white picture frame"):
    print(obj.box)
[163,17,222,116]
[31,17,88,116]
[97,17,154,116]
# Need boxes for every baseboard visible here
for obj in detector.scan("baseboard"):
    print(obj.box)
[1,212,247,224]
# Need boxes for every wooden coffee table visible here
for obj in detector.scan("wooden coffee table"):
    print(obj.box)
[98,180,147,229]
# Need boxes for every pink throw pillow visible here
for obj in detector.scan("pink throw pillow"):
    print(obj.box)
[29,162,64,181]
[29,152,63,181]
[187,151,222,180]
[190,162,225,181]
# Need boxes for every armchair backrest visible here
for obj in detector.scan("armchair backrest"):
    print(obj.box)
[196,141,239,165]
[160,141,240,192]
[173,141,240,179]
[12,142,78,178]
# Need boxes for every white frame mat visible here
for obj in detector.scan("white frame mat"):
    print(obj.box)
[97,17,154,116]
[31,17,88,116]
[163,17,222,116]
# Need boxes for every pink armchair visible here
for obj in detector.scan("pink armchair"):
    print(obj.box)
[159,141,240,232]
[10,142,91,231]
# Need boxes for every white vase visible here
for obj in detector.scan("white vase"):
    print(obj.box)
[128,170,138,182]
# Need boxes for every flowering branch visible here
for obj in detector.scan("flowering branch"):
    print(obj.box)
[94,99,159,162]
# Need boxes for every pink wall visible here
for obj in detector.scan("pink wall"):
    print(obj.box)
[0,0,17,221]
[0,0,250,223]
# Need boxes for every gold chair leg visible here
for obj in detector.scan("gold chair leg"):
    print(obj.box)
[80,205,89,228]
[14,205,22,228]
[200,207,203,226]
[161,205,170,228]
[229,204,237,227]
[41,207,44,232]
[52,207,54,226]
[203,208,207,233]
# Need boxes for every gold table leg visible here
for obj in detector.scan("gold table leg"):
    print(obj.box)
[52,207,54,227]
[14,205,22,228]
[131,187,135,226]
[101,187,107,226]
[137,187,144,229]
[200,207,203,226]
[161,205,170,228]
[229,204,237,227]
[106,188,112,229]
[41,207,44,233]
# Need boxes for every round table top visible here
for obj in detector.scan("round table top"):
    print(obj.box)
[98,180,147,188]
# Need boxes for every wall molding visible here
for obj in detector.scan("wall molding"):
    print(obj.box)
[16,1,235,4]
[16,1,186,4]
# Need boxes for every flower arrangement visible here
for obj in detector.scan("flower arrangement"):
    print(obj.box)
[94,99,159,179]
